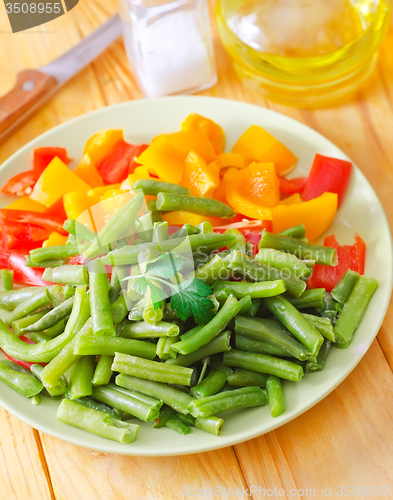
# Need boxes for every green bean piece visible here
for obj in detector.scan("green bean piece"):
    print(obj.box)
[1,269,14,291]
[188,255,228,284]
[128,304,144,322]
[259,231,338,266]
[278,224,306,239]
[0,362,43,397]
[83,191,144,258]
[42,266,88,286]
[179,324,205,341]
[225,228,248,253]
[213,279,286,299]
[25,256,67,268]
[301,313,335,342]
[20,296,75,333]
[30,364,66,397]
[190,369,228,398]
[143,289,164,324]
[170,224,199,239]
[188,386,267,418]
[195,416,224,435]
[166,331,231,367]
[236,335,292,358]
[93,384,162,422]
[238,295,253,315]
[266,375,285,417]
[29,244,80,263]
[57,399,139,443]
[176,412,196,427]
[63,285,76,299]
[286,289,326,310]
[63,218,96,244]
[331,269,360,304]
[11,311,47,336]
[43,319,66,339]
[153,221,169,244]
[152,405,175,428]
[133,179,191,196]
[165,415,192,434]
[226,251,306,298]
[0,286,42,311]
[88,258,115,337]
[30,332,50,343]
[255,248,310,279]
[111,294,130,324]
[109,265,129,303]
[156,335,180,360]
[112,352,196,386]
[122,320,180,339]
[263,296,324,356]
[101,233,236,266]
[5,287,51,326]
[227,370,268,388]
[246,298,263,317]
[31,395,41,405]
[136,213,154,242]
[156,192,235,218]
[92,355,113,386]
[306,340,332,372]
[72,396,122,419]
[235,316,310,361]
[223,349,304,382]
[68,355,95,400]
[333,276,378,348]
[172,295,241,355]
[116,373,194,415]
[147,199,164,223]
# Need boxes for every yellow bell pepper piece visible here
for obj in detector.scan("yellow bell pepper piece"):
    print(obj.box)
[279,193,302,205]
[162,211,225,227]
[136,136,185,184]
[120,166,156,192]
[181,151,219,198]
[216,153,250,170]
[213,167,238,205]
[6,196,45,212]
[181,114,226,154]
[83,130,123,164]
[88,183,122,199]
[226,162,279,220]
[43,232,68,248]
[63,191,97,221]
[272,192,338,242]
[165,130,216,164]
[232,125,297,176]
[30,157,91,208]
[74,154,104,188]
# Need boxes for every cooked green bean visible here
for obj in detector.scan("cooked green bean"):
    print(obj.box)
[116,373,194,415]
[68,355,95,400]
[0,361,43,398]
[235,334,293,358]
[223,348,304,382]
[238,295,253,315]
[42,266,88,286]
[188,386,267,418]
[11,311,47,336]
[1,269,14,291]
[333,276,378,348]
[259,231,338,266]
[92,355,114,386]
[73,333,157,359]
[109,265,129,303]
[285,289,326,310]
[156,335,180,360]
[301,313,335,342]
[63,218,96,244]
[122,320,180,339]
[29,244,80,263]
[133,179,191,196]
[88,258,115,337]
[226,251,306,298]
[5,287,51,326]
[170,224,199,239]
[156,192,235,218]
[0,287,43,311]
[278,224,306,239]
[255,248,310,278]
[152,405,175,428]
[30,364,66,397]
[147,199,164,223]
[194,416,223,435]
[112,353,196,386]
[189,255,228,284]
[213,279,286,299]
[172,295,241,355]
[227,369,268,388]
[165,414,192,434]
[263,296,324,356]
[30,332,51,343]
[143,287,165,324]
[246,298,263,317]
[43,319,66,339]
[21,296,74,333]
[111,294,130,324]
[176,412,195,428]
[331,269,360,304]
[57,399,139,444]
[266,375,285,417]
[190,369,228,398]
[72,396,122,420]
[25,256,67,268]
[305,340,332,372]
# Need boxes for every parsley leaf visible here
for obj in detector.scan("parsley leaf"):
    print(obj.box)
[145,253,185,279]
[170,278,214,324]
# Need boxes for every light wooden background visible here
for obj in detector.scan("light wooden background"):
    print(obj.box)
[1,1,393,499]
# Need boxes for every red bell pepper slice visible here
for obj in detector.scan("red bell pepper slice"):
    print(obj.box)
[0,210,67,235]
[302,154,352,207]
[128,144,149,175]
[0,250,48,285]
[1,170,39,196]
[32,147,72,174]
[0,219,49,250]
[279,176,307,195]
[96,140,141,185]
[310,234,365,291]
[1,336,46,370]
[44,197,68,222]
[214,220,272,255]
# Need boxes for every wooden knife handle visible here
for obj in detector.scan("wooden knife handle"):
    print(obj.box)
[0,69,58,144]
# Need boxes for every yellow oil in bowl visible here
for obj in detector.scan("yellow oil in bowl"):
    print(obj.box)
[216,0,391,108]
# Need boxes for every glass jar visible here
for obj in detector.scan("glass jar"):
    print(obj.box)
[216,0,391,108]
[119,0,217,97]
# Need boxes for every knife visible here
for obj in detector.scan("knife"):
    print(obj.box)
[0,14,122,145]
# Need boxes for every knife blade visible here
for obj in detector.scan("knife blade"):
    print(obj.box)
[0,14,123,145]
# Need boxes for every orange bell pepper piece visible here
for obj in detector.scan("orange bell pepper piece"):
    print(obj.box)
[162,211,225,227]
[6,196,45,213]
[136,136,185,184]
[63,191,97,221]
[43,232,68,248]
[216,153,250,170]
[74,154,104,188]
[30,157,91,208]
[88,183,122,200]
[181,151,219,197]
[213,167,238,205]
[226,162,280,220]
[165,131,216,164]
[279,193,302,205]
[232,125,297,176]
[272,192,338,241]
[83,130,124,164]
[181,114,226,154]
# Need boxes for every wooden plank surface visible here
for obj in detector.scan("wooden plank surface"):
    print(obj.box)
[0,1,393,499]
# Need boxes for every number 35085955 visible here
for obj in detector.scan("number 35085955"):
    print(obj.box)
[5,3,62,14]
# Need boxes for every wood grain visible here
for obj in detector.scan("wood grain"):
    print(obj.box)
[0,1,392,499]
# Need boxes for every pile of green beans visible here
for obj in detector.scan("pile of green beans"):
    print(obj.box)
[0,181,379,445]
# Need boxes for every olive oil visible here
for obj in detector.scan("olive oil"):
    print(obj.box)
[216,0,391,107]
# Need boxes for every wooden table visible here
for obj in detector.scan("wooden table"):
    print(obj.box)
[1,2,393,499]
